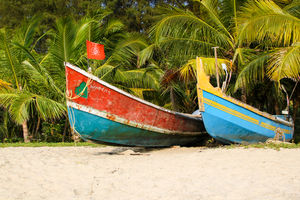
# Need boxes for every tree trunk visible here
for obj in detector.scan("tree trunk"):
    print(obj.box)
[293,98,299,122]
[22,121,30,143]
[34,117,41,139]
[19,85,30,143]
[274,101,280,115]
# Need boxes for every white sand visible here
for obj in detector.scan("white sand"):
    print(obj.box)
[0,146,300,200]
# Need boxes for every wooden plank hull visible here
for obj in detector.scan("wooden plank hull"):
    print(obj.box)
[196,57,294,144]
[65,62,205,147]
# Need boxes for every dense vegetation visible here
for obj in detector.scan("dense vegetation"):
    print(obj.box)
[0,0,299,143]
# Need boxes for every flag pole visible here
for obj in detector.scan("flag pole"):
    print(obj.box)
[87,57,91,73]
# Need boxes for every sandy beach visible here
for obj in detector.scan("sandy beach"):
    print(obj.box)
[0,146,300,200]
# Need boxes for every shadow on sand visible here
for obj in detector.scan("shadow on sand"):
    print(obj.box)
[94,146,166,156]
[93,134,221,156]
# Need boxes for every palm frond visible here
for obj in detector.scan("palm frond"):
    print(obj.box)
[137,43,156,67]
[150,6,232,59]
[283,1,300,18]
[0,89,32,124]
[0,29,20,87]
[198,0,233,40]
[104,19,125,36]
[122,67,163,90]
[128,88,155,99]
[234,53,270,91]
[267,43,300,81]
[21,60,64,97]
[0,88,66,124]
[73,19,92,50]
[179,57,232,83]
[15,15,41,49]
[50,17,91,66]
[34,95,66,120]
[94,63,117,79]
[238,0,300,46]
[107,33,149,67]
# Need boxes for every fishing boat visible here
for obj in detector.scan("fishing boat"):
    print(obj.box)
[196,57,294,144]
[65,62,205,147]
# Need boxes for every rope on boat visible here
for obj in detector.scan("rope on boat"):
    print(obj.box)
[65,77,93,143]
[67,104,82,144]
[265,128,287,144]
[65,78,93,100]
[274,128,286,142]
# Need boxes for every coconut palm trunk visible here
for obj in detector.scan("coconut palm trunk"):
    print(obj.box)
[18,85,31,143]
[22,120,30,143]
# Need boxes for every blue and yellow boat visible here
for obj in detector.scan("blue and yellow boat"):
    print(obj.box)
[196,57,294,144]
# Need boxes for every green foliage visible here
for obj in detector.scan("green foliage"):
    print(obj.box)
[0,0,300,144]
[40,122,67,142]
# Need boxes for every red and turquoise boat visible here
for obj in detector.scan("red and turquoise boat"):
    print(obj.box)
[65,62,205,147]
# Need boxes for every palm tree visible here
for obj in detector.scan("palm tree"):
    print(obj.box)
[236,0,300,140]
[150,0,254,109]
[152,0,299,113]
[151,0,243,67]
[237,0,300,83]
[233,0,299,115]
[0,18,66,143]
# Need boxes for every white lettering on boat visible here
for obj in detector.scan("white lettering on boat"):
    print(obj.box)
[90,85,111,95]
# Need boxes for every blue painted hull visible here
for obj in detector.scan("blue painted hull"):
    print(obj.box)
[68,107,203,147]
[202,91,293,144]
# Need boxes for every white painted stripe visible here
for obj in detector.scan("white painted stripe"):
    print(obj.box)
[65,62,196,119]
[67,101,203,135]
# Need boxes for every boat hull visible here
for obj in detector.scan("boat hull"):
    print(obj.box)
[65,62,205,147]
[68,106,203,147]
[201,90,293,144]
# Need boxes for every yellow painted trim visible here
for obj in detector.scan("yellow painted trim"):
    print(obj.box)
[260,122,276,131]
[260,122,291,134]
[197,88,205,111]
[196,57,293,127]
[204,98,259,124]
[204,98,292,134]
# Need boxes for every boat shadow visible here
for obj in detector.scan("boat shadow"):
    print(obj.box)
[94,146,166,156]
[93,134,221,156]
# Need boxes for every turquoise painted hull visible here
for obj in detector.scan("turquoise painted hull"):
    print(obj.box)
[68,107,203,147]
[202,91,293,144]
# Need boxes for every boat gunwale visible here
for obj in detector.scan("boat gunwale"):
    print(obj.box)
[65,62,202,121]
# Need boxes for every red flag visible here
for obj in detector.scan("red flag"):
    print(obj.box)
[86,40,105,60]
